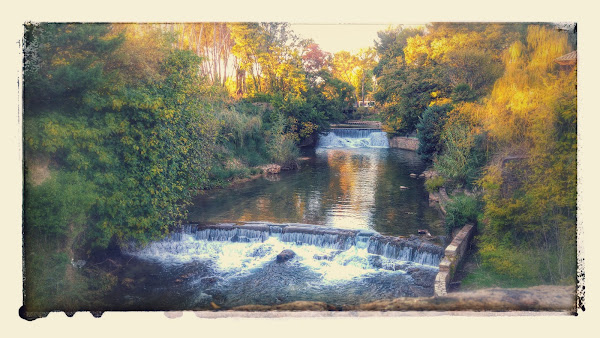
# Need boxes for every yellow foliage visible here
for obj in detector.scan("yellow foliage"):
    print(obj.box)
[429,97,452,107]
[483,26,572,147]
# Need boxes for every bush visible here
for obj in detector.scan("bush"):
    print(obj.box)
[24,170,97,236]
[266,112,300,166]
[444,194,481,234]
[424,175,445,193]
[416,104,453,162]
[451,83,478,102]
[434,103,487,187]
[352,107,371,120]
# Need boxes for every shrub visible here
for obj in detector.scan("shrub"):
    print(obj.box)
[451,83,478,102]
[424,175,445,193]
[24,170,97,236]
[434,103,487,187]
[416,104,453,162]
[352,107,371,120]
[266,112,300,166]
[444,194,481,234]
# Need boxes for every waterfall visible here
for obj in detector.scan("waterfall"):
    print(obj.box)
[317,128,390,148]
[125,223,443,267]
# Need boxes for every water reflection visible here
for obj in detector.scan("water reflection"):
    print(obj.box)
[188,148,443,236]
[320,149,379,229]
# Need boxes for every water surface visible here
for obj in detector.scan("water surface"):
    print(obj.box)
[188,146,443,236]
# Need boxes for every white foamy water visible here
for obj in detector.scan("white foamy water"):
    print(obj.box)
[125,234,436,283]
[317,129,390,148]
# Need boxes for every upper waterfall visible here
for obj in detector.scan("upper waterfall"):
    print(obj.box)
[317,128,390,148]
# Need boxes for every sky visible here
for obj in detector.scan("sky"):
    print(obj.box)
[290,24,425,54]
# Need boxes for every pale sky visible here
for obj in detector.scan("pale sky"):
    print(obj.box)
[290,24,425,54]
[290,24,390,54]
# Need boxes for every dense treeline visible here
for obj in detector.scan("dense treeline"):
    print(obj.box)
[22,23,361,311]
[374,23,577,286]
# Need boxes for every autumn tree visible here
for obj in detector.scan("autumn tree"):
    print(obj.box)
[374,23,529,135]
[302,42,331,78]
[477,25,576,284]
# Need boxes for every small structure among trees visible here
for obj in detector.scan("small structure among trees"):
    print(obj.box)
[555,50,577,70]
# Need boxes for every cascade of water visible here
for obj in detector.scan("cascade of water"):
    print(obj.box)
[280,232,355,250]
[125,223,443,267]
[317,129,390,148]
[365,237,443,266]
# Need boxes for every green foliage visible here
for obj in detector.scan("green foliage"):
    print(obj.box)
[24,23,124,113]
[352,107,376,120]
[424,175,445,193]
[24,25,219,248]
[475,230,576,285]
[416,104,453,162]
[266,112,300,166]
[373,26,423,77]
[215,107,263,148]
[434,104,488,187]
[24,171,97,236]
[460,253,539,289]
[444,194,482,234]
[307,70,354,122]
[450,83,478,103]
[374,23,527,135]
[444,48,503,100]
[24,249,71,311]
[377,64,448,134]
[24,233,119,311]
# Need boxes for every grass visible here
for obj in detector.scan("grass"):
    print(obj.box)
[457,240,576,290]
[460,262,540,290]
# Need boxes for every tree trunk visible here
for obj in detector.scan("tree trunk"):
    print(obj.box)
[361,72,365,104]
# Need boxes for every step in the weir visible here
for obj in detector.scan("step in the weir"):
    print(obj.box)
[173,222,445,266]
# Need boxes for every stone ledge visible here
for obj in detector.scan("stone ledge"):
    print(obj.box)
[434,224,475,296]
[389,136,419,151]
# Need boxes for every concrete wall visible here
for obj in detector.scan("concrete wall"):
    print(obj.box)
[389,136,419,151]
[434,224,475,296]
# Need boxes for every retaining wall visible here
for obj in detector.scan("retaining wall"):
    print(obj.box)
[434,224,475,296]
[389,136,419,151]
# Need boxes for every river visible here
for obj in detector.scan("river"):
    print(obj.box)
[103,129,445,310]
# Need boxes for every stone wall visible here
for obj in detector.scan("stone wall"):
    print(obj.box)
[434,224,475,296]
[389,136,419,151]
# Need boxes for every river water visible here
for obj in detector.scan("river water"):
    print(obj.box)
[188,132,443,236]
[105,129,445,310]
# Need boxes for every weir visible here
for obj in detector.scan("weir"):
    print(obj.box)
[129,222,444,267]
[317,128,390,148]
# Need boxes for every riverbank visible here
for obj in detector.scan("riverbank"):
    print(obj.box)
[203,159,308,191]
[225,285,576,312]
[226,285,576,312]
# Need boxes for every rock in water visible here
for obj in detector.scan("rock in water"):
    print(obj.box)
[368,255,383,269]
[262,164,281,174]
[410,173,417,178]
[276,249,296,263]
